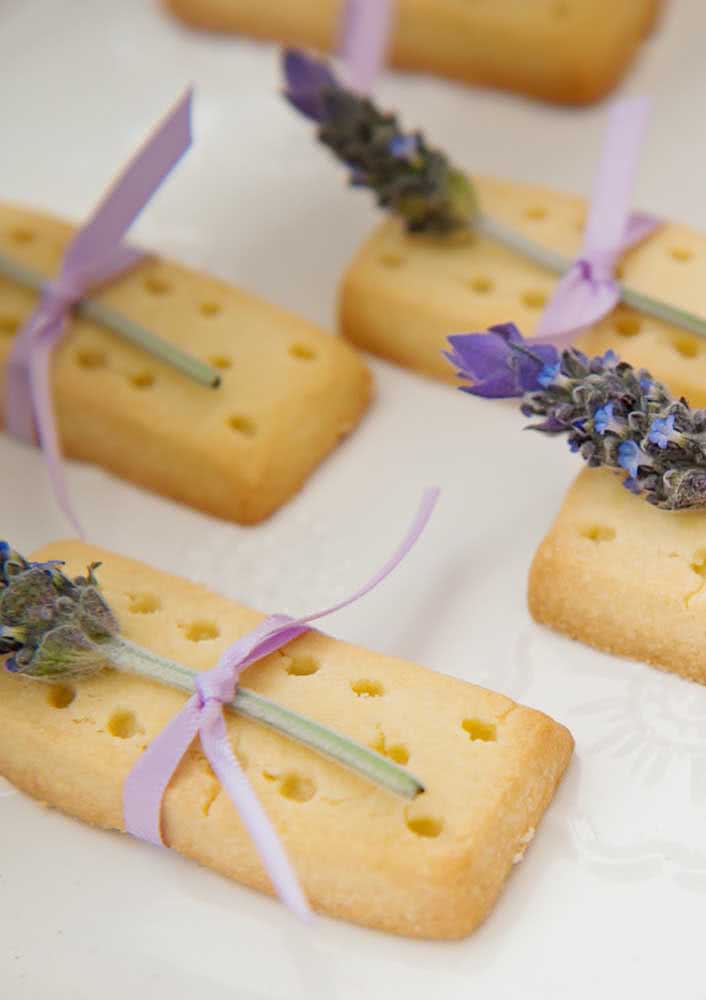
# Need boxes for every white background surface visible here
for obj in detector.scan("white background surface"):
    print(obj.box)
[1,1,706,997]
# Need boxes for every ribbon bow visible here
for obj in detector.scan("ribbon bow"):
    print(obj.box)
[339,0,394,93]
[534,97,660,347]
[5,89,193,534]
[124,488,439,919]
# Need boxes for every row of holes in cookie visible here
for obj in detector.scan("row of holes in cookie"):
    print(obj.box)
[47,592,499,840]
[45,677,495,840]
[580,528,706,607]
[380,262,704,361]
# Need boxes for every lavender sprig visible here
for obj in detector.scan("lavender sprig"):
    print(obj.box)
[283,49,477,233]
[283,49,706,343]
[445,324,706,511]
[0,544,422,799]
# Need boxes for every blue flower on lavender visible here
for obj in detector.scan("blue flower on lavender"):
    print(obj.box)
[593,402,615,435]
[537,361,561,388]
[389,134,419,160]
[618,439,641,479]
[282,50,338,122]
[648,414,675,449]
[444,324,559,398]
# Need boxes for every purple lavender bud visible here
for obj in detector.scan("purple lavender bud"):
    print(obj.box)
[444,324,559,399]
[282,50,338,123]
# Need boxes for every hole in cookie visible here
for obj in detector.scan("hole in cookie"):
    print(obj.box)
[580,524,616,542]
[462,718,497,742]
[144,275,171,295]
[613,314,641,337]
[76,347,107,369]
[379,252,405,268]
[9,226,34,245]
[285,655,320,676]
[388,744,409,764]
[289,343,317,361]
[669,246,694,262]
[672,334,700,358]
[128,371,156,389]
[522,289,548,310]
[468,275,494,294]
[199,301,222,317]
[371,733,410,765]
[406,815,443,838]
[209,354,232,370]
[262,770,278,782]
[0,314,19,336]
[47,684,76,709]
[690,549,706,577]
[278,773,316,802]
[351,679,384,698]
[128,592,161,614]
[107,709,138,739]
[525,205,547,221]
[227,414,256,437]
[183,620,220,642]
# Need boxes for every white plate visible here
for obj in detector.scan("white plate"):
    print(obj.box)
[2,1,706,996]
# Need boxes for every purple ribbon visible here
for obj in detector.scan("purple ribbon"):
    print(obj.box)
[5,90,193,535]
[124,488,440,919]
[338,0,394,93]
[533,97,661,347]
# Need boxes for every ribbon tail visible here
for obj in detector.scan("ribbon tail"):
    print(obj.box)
[622,210,661,252]
[533,266,620,346]
[199,702,311,920]
[123,694,202,845]
[5,326,37,444]
[583,96,651,260]
[62,88,192,274]
[339,0,394,93]
[28,326,85,535]
[68,244,147,293]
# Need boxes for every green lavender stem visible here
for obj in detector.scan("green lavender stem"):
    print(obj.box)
[476,215,706,340]
[104,636,423,800]
[0,251,221,389]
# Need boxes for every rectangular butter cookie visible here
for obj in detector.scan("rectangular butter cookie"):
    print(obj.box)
[529,467,706,685]
[163,0,659,105]
[340,175,706,404]
[0,540,573,939]
[0,203,371,524]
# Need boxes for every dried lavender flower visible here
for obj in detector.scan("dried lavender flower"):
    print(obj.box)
[445,324,706,511]
[0,543,117,677]
[282,49,477,233]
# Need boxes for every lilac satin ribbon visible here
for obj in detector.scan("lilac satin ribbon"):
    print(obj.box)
[6,90,193,535]
[533,97,661,347]
[339,0,394,93]
[124,488,440,919]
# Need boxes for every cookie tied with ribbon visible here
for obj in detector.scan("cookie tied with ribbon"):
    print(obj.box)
[0,93,371,527]
[283,52,706,402]
[0,500,573,938]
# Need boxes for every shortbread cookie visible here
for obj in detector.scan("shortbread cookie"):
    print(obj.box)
[0,203,371,524]
[529,467,706,685]
[0,540,573,939]
[163,0,659,105]
[340,175,706,404]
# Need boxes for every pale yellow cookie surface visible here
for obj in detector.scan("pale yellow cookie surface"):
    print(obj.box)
[163,0,658,105]
[341,175,706,404]
[0,540,573,939]
[529,467,706,685]
[0,203,371,524]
